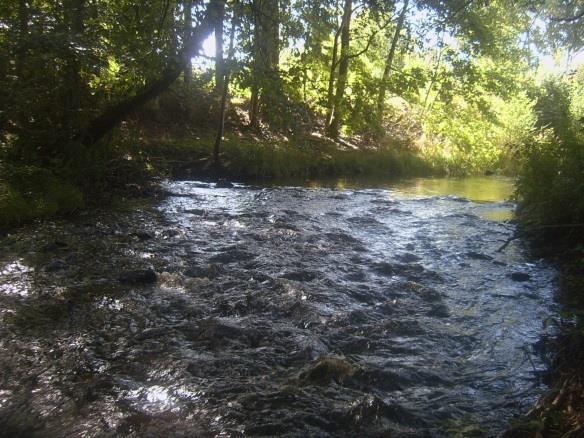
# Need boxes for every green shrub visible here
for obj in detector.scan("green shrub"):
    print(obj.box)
[0,165,84,228]
[516,72,584,240]
[516,130,584,236]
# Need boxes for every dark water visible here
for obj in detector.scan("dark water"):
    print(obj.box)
[0,177,556,437]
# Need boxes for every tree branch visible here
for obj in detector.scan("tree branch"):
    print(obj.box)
[77,0,220,145]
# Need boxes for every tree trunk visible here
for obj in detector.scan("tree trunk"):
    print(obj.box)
[422,29,445,114]
[16,0,28,80]
[327,0,352,138]
[184,0,193,84]
[265,0,279,68]
[63,0,85,133]
[213,13,237,168]
[214,0,225,93]
[324,23,341,130]
[78,0,219,145]
[376,0,408,121]
[249,0,280,129]
[249,16,261,129]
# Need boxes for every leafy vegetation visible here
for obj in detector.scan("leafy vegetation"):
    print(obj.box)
[516,71,584,245]
[0,0,583,231]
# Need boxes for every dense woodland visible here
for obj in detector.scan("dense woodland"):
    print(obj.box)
[0,0,583,236]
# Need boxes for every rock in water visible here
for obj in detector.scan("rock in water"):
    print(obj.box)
[215,180,234,188]
[281,270,317,282]
[300,356,357,385]
[46,260,67,272]
[134,231,154,240]
[119,269,157,284]
[509,272,531,282]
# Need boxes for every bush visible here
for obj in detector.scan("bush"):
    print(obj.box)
[0,164,84,228]
[516,132,584,232]
[516,72,584,243]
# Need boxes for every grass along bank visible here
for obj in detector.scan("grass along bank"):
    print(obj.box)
[0,129,444,230]
[140,131,443,180]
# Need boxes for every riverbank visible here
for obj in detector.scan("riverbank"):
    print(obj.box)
[0,127,445,230]
[504,245,584,437]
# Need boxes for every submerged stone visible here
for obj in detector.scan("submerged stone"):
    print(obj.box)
[215,180,234,188]
[133,231,154,240]
[427,303,450,318]
[281,270,318,282]
[209,250,256,263]
[184,264,224,279]
[300,356,357,385]
[509,272,531,282]
[46,260,67,272]
[42,240,68,252]
[466,251,493,261]
[373,262,397,276]
[118,269,157,284]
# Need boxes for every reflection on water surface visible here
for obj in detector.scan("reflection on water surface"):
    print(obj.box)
[0,176,554,438]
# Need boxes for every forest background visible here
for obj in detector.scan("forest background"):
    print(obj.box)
[0,0,583,241]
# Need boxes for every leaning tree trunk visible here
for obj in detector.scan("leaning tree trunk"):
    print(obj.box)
[376,0,408,121]
[327,0,352,138]
[184,0,193,84]
[77,0,219,146]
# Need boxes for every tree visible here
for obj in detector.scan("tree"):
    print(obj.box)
[184,0,193,84]
[79,0,222,145]
[249,0,280,129]
[214,0,225,93]
[326,0,352,138]
[214,4,238,167]
[376,0,409,121]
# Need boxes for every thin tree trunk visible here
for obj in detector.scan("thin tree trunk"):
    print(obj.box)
[78,0,219,145]
[249,0,262,129]
[327,0,352,138]
[325,23,341,130]
[310,0,323,55]
[301,6,312,104]
[249,14,261,129]
[184,0,193,84]
[265,0,279,68]
[249,0,279,129]
[64,0,85,132]
[376,0,408,120]
[213,12,237,168]
[422,29,445,113]
[16,0,28,80]
[14,0,29,133]
[214,0,225,93]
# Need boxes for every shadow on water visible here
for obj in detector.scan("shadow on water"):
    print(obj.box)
[0,176,556,437]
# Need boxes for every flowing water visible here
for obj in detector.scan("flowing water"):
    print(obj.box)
[0,177,557,437]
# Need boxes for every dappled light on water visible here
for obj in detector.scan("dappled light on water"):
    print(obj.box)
[0,177,555,436]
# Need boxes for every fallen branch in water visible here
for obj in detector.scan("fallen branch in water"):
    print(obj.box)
[497,224,584,252]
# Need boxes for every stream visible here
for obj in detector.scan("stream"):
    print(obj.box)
[0,177,557,437]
